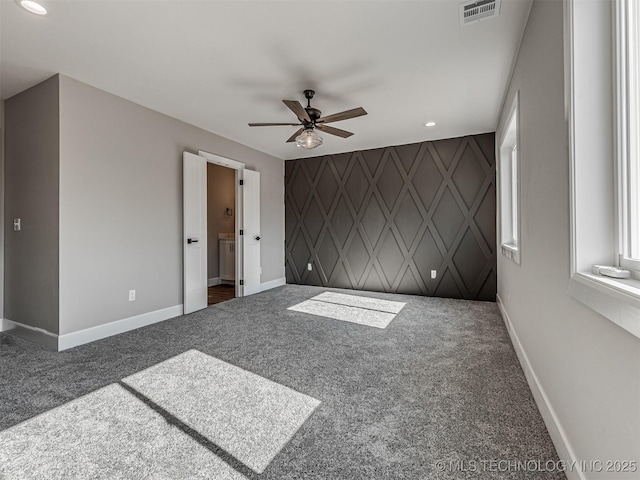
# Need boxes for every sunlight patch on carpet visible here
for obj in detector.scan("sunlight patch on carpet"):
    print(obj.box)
[0,384,245,480]
[312,291,406,313]
[123,350,320,474]
[288,292,406,329]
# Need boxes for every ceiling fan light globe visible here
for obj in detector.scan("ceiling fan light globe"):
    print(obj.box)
[295,129,323,149]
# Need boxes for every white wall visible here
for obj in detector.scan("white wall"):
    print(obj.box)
[59,75,284,335]
[496,1,640,477]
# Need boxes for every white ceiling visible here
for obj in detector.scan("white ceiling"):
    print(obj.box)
[1,0,532,160]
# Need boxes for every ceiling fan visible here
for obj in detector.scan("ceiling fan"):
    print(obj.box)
[248,90,367,149]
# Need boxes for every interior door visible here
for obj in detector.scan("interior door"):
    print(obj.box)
[242,169,261,296]
[183,152,208,314]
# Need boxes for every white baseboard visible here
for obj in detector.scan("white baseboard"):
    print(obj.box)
[496,295,583,480]
[260,277,286,292]
[58,304,183,351]
[208,277,221,287]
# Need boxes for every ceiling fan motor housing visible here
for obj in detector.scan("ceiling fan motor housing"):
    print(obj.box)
[304,107,321,126]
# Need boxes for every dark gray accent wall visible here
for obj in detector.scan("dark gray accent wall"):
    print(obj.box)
[4,75,60,333]
[285,133,496,301]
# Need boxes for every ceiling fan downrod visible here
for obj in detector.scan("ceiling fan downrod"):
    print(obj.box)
[302,90,321,128]
[304,89,315,108]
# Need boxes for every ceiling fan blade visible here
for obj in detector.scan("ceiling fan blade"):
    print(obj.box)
[316,124,353,138]
[317,107,367,124]
[248,122,300,127]
[286,128,304,143]
[283,100,311,123]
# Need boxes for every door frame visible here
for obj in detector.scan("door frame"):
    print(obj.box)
[198,150,245,298]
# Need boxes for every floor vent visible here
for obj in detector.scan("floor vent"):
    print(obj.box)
[459,0,501,25]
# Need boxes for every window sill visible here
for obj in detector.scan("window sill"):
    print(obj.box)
[501,243,521,264]
[568,272,640,339]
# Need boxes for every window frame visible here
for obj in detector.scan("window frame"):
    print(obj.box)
[566,0,640,339]
[510,144,519,245]
[498,91,521,265]
[617,0,640,276]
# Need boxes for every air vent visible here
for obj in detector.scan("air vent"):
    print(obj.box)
[459,0,501,25]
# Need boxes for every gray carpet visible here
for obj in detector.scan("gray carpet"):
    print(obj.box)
[288,299,398,329]
[0,285,563,479]
[0,384,245,480]
[123,349,320,474]
[309,291,406,313]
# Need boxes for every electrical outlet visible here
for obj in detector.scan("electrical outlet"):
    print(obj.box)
[13,218,20,231]
[129,290,136,301]
[307,263,312,271]
[431,270,437,279]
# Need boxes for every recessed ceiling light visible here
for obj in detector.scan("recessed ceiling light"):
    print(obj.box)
[424,122,437,127]
[16,0,47,16]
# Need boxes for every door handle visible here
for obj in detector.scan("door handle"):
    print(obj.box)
[254,235,261,241]
[187,238,199,244]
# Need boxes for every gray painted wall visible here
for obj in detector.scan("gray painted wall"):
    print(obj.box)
[207,162,235,280]
[497,0,639,469]
[58,75,284,335]
[4,76,60,333]
[285,134,496,301]
[0,98,4,320]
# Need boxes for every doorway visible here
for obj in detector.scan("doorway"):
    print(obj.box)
[207,162,236,306]
[183,151,261,315]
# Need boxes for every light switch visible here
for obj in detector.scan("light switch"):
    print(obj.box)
[13,218,21,231]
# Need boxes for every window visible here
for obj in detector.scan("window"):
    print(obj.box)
[498,92,520,264]
[618,0,640,276]
[567,0,640,339]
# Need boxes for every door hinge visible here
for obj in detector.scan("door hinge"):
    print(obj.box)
[240,230,243,235]
[240,280,244,285]
[239,179,244,186]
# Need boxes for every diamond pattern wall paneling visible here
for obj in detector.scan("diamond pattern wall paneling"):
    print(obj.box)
[285,133,497,301]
